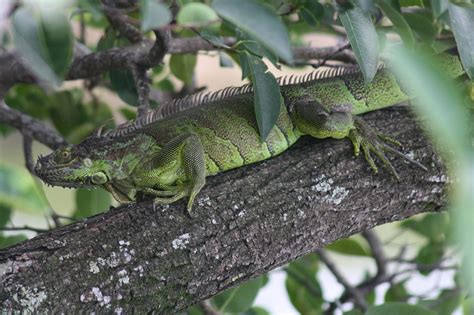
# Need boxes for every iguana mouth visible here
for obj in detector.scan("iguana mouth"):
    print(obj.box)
[34,154,94,189]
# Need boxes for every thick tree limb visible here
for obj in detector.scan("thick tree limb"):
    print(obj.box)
[0,108,449,313]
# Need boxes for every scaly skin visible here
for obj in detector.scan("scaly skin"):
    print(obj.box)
[34,54,465,211]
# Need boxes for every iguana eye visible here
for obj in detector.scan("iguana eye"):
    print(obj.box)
[91,172,108,184]
[56,148,73,164]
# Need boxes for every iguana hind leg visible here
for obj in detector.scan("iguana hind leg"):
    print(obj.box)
[133,132,206,212]
[293,99,426,179]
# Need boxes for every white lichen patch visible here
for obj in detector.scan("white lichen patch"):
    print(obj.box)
[311,174,349,205]
[80,287,111,306]
[89,261,100,274]
[283,213,288,221]
[115,307,124,315]
[117,269,130,286]
[428,175,449,183]
[133,265,144,277]
[172,233,190,250]
[12,286,47,312]
[197,196,211,207]
[118,240,130,246]
[237,209,246,217]
[211,218,217,224]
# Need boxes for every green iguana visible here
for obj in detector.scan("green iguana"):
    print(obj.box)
[34,53,465,211]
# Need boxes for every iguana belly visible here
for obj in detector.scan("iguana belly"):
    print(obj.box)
[144,95,300,176]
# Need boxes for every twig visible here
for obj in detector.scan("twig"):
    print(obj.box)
[362,230,387,279]
[0,101,67,150]
[0,226,49,233]
[199,300,221,315]
[131,64,150,117]
[317,249,368,312]
[22,132,35,174]
[102,3,142,43]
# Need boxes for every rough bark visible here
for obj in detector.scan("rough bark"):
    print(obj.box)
[0,108,448,313]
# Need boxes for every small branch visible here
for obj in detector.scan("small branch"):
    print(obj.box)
[199,300,221,315]
[131,64,150,116]
[362,230,388,279]
[317,249,368,312]
[0,101,67,150]
[22,132,35,174]
[0,226,49,233]
[102,4,142,43]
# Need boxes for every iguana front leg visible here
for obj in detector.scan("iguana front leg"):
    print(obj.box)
[132,132,206,212]
[293,98,426,178]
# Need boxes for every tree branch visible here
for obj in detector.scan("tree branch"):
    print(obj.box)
[0,108,450,312]
[317,249,368,311]
[0,101,67,149]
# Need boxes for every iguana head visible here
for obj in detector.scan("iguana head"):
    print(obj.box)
[35,133,157,189]
[35,141,113,189]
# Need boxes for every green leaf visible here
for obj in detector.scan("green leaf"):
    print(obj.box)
[141,0,172,32]
[212,0,293,64]
[343,310,364,315]
[12,3,74,86]
[285,253,323,314]
[401,213,450,242]
[326,237,370,256]
[403,12,437,43]
[177,3,219,31]
[299,0,325,26]
[399,0,424,7]
[110,69,139,106]
[245,54,282,140]
[415,241,444,269]
[421,289,463,315]
[431,0,448,17]
[243,306,270,315]
[0,163,49,213]
[339,5,379,82]
[211,276,264,313]
[74,188,111,219]
[384,281,409,302]
[367,303,436,315]
[448,3,474,79]
[376,0,415,47]
[0,234,28,249]
[0,205,12,228]
[386,46,468,158]
[169,54,197,85]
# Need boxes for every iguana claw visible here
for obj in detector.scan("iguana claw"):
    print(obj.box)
[348,116,427,180]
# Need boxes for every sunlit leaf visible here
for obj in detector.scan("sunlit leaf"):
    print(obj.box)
[448,3,474,79]
[211,276,265,313]
[431,0,448,17]
[212,0,293,64]
[141,0,172,32]
[339,6,379,82]
[177,2,219,32]
[0,163,49,213]
[74,188,111,219]
[245,54,282,140]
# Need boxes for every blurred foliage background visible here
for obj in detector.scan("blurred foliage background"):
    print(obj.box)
[0,0,473,314]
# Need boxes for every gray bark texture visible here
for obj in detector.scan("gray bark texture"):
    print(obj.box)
[0,108,448,313]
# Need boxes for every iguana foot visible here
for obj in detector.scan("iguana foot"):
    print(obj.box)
[348,116,427,180]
